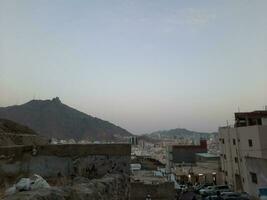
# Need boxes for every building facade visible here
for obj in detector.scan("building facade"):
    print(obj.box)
[166,140,208,174]
[219,111,267,197]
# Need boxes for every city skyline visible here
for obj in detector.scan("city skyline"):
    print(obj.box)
[1,0,267,134]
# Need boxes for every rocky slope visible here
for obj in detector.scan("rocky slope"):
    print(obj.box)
[3,174,129,200]
[0,98,132,141]
[0,119,47,146]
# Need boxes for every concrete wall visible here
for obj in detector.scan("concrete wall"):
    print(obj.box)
[170,141,207,164]
[0,144,131,186]
[245,157,267,197]
[238,126,262,158]
[259,126,267,158]
[130,182,175,200]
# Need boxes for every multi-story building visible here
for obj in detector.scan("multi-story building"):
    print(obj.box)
[219,110,267,197]
[166,140,207,174]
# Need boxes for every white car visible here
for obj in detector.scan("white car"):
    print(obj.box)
[199,186,215,196]
[259,188,267,200]
[200,185,231,196]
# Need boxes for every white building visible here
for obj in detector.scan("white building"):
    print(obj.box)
[219,110,267,197]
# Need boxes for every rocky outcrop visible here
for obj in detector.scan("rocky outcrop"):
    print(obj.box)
[0,119,48,146]
[4,174,130,200]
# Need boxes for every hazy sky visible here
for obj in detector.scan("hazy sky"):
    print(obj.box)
[1,0,267,134]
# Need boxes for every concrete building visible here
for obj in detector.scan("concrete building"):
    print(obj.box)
[173,153,223,185]
[167,140,207,168]
[219,110,267,197]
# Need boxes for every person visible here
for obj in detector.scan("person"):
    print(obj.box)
[192,195,196,200]
[146,194,152,200]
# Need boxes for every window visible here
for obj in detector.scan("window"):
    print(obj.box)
[222,139,225,144]
[250,172,258,184]
[234,157,238,163]
[233,139,236,145]
[248,139,253,147]
[224,154,226,159]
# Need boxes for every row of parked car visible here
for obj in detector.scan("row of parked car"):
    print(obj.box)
[194,184,250,200]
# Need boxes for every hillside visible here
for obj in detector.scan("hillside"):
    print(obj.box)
[0,118,48,146]
[0,118,36,135]
[0,97,132,141]
[147,128,215,140]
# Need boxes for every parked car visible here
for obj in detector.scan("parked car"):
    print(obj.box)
[259,188,267,200]
[240,192,251,200]
[205,192,249,200]
[204,195,222,200]
[195,183,213,193]
[199,186,215,196]
[221,192,250,200]
[200,185,231,197]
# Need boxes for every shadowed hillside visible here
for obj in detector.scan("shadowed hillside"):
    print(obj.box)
[0,98,132,141]
[0,118,48,146]
[0,118,36,135]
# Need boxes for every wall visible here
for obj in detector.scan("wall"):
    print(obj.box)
[0,144,131,186]
[244,157,267,197]
[170,140,207,164]
[259,125,267,158]
[130,182,175,200]
[238,126,262,158]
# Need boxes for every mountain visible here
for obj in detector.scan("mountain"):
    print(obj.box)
[146,128,216,140]
[0,97,132,141]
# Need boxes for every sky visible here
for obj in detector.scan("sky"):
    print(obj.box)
[1,0,267,134]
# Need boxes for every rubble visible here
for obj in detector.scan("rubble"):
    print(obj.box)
[4,174,129,200]
[4,174,50,197]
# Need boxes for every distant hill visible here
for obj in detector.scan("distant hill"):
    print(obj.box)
[146,128,216,140]
[0,97,132,141]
